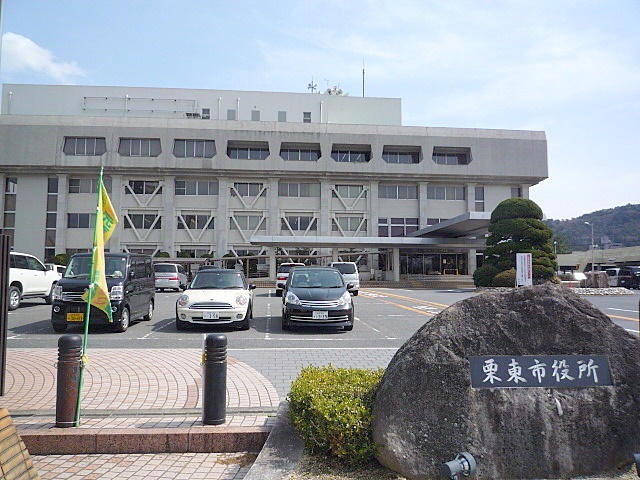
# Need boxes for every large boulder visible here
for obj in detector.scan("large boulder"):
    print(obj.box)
[372,284,640,480]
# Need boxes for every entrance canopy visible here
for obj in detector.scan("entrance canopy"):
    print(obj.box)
[249,235,485,249]
[410,212,491,238]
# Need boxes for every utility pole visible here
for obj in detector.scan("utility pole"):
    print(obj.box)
[584,221,595,285]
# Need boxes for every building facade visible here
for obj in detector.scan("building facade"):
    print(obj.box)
[0,84,548,279]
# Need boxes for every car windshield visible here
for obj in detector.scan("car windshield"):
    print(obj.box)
[291,270,343,288]
[65,257,126,278]
[333,263,357,274]
[190,271,245,289]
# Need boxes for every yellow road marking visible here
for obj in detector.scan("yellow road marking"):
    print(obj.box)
[609,314,639,323]
[368,297,437,316]
[361,289,449,308]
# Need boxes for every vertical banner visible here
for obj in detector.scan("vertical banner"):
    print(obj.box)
[516,253,533,286]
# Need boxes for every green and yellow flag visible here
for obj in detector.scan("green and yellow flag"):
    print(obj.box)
[81,170,118,321]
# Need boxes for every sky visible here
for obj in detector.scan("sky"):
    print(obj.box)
[1,0,639,220]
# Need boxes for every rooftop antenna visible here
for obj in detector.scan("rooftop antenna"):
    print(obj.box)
[362,59,365,97]
[307,77,317,93]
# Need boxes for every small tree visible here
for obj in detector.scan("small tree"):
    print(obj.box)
[474,198,556,286]
[53,253,70,266]
[155,251,170,258]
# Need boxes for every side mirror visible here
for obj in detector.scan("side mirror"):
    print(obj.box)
[347,283,355,290]
[277,282,285,289]
[249,284,257,290]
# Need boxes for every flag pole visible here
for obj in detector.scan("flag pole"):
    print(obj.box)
[74,167,104,426]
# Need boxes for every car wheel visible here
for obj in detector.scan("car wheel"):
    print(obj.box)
[239,308,251,330]
[44,283,56,305]
[112,307,130,333]
[176,318,189,330]
[8,286,21,311]
[143,300,154,321]
[344,324,354,331]
[52,323,68,333]
[281,314,290,331]
[275,290,282,297]
[352,290,359,296]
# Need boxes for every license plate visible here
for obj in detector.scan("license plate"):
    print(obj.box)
[67,313,84,322]
[203,311,219,320]
[312,311,329,320]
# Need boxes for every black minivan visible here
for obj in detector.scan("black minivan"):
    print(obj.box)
[51,253,155,333]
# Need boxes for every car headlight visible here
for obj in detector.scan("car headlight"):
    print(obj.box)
[236,294,248,307]
[337,291,352,306]
[52,284,63,300]
[285,291,301,305]
[110,285,123,300]
[177,294,189,307]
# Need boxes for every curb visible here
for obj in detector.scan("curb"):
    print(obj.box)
[21,426,270,455]
[244,401,304,480]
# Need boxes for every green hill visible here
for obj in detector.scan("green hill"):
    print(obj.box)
[544,204,640,252]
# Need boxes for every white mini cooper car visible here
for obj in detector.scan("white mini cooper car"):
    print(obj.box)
[175,269,256,330]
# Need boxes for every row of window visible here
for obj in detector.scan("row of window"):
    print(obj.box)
[61,137,470,164]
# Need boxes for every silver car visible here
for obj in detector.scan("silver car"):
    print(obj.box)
[154,263,188,291]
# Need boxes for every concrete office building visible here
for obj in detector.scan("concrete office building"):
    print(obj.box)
[0,84,547,280]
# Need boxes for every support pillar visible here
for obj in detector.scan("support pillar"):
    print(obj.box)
[392,248,400,282]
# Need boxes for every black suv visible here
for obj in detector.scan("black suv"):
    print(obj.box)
[279,266,354,331]
[617,266,640,289]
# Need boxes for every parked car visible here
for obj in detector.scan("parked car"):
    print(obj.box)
[45,263,66,277]
[275,262,305,297]
[329,261,360,296]
[279,266,354,331]
[605,267,621,287]
[8,252,61,310]
[154,263,188,291]
[51,253,155,333]
[175,269,256,330]
[617,266,640,289]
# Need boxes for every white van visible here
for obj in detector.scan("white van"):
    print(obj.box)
[606,267,621,287]
[330,262,360,296]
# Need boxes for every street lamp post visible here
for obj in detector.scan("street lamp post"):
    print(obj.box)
[585,222,595,285]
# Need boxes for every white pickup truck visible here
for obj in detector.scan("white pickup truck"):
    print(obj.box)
[8,252,61,310]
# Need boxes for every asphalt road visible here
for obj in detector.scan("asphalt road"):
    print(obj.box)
[6,287,639,349]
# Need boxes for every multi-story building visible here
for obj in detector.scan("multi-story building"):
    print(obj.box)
[0,84,547,280]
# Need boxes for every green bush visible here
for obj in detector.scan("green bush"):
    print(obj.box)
[492,268,517,287]
[473,263,499,287]
[53,253,70,266]
[288,365,384,467]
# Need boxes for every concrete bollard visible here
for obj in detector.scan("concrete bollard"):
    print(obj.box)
[55,334,83,428]
[202,333,227,425]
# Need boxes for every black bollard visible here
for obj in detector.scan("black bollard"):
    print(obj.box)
[202,333,227,425]
[56,334,83,428]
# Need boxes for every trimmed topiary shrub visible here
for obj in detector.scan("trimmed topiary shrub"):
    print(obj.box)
[492,268,517,287]
[473,263,500,287]
[288,365,384,467]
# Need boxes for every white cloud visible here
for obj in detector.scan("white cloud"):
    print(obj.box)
[1,32,85,84]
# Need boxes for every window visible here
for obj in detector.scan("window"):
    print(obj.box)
[331,148,370,163]
[280,145,321,161]
[173,140,216,158]
[278,182,320,197]
[175,180,218,196]
[334,185,366,199]
[432,148,470,165]
[201,108,211,119]
[303,112,311,123]
[69,178,112,193]
[5,177,17,194]
[126,180,162,195]
[231,215,265,230]
[227,109,237,120]
[124,214,161,229]
[68,213,95,228]
[227,142,269,160]
[278,111,287,122]
[3,178,16,246]
[333,216,366,232]
[379,184,418,199]
[378,218,419,237]
[232,182,263,197]
[251,110,260,121]
[281,216,317,231]
[382,147,421,164]
[427,185,466,200]
[511,187,522,198]
[46,177,58,255]
[178,215,214,230]
[475,186,485,212]
[427,218,448,226]
[63,137,107,156]
[118,138,161,157]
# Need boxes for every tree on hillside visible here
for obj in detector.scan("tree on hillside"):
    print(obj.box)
[551,234,572,254]
[474,198,557,286]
